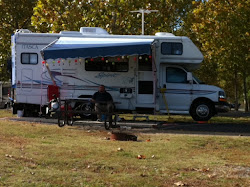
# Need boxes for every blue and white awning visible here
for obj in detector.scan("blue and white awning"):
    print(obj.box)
[41,37,154,60]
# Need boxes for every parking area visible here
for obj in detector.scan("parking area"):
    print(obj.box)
[9,114,250,136]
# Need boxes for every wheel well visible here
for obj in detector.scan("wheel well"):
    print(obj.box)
[190,97,215,114]
[13,103,41,116]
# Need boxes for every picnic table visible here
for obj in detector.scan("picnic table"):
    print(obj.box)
[57,98,118,130]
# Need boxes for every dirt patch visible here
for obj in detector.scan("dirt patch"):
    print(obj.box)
[212,165,250,178]
[0,135,29,146]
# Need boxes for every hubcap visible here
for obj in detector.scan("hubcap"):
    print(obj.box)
[196,104,209,118]
[81,104,91,116]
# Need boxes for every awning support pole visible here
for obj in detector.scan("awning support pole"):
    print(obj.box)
[44,61,56,86]
[152,45,157,114]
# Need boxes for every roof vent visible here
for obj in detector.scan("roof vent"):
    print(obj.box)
[15,29,32,33]
[155,32,175,37]
[60,31,82,35]
[80,27,109,35]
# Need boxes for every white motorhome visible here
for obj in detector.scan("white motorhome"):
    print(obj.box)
[11,27,229,120]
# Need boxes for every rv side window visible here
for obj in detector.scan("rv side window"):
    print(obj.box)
[85,56,128,72]
[166,67,187,83]
[161,43,183,55]
[21,53,38,64]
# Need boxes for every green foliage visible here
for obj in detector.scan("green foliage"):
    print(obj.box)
[188,0,250,103]
[31,0,195,35]
[0,0,37,81]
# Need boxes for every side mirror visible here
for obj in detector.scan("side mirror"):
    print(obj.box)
[187,72,193,83]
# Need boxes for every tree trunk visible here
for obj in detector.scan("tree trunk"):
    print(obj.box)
[111,0,118,33]
[243,73,249,112]
[234,71,239,111]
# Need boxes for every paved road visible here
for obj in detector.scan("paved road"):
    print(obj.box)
[9,115,250,136]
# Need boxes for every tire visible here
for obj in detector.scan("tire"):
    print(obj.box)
[190,100,214,121]
[104,120,110,130]
[75,103,92,119]
[57,112,65,127]
[104,115,117,130]
[80,103,92,117]
[112,115,117,128]
[67,116,74,126]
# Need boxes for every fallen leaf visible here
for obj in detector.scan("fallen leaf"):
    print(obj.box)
[174,181,186,186]
[202,168,210,172]
[117,147,123,151]
[207,174,216,178]
[5,154,13,158]
[137,155,146,159]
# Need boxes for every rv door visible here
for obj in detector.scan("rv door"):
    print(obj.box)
[136,55,154,104]
[160,65,193,112]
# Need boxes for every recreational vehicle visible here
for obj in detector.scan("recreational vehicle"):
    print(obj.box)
[11,27,229,121]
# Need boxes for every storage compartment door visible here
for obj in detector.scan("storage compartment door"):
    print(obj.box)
[21,68,33,91]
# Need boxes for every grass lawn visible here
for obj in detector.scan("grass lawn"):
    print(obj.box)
[0,110,249,186]
[0,109,15,118]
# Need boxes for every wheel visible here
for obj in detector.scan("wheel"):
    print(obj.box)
[81,103,92,117]
[67,116,74,126]
[104,120,110,130]
[190,100,214,121]
[104,115,117,130]
[75,103,92,119]
[112,115,117,128]
[57,112,66,127]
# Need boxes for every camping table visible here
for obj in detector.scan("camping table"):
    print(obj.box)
[57,98,118,130]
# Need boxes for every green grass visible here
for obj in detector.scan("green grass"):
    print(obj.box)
[0,109,14,118]
[0,113,249,186]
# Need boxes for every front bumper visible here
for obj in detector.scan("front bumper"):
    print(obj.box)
[215,101,230,113]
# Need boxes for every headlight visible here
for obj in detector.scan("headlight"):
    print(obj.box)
[219,91,227,102]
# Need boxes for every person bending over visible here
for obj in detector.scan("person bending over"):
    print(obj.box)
[92,85,114,121]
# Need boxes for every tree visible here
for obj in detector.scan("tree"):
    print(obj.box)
[188,0,250,111]
[0,0,37,81]
[31,0,195,35]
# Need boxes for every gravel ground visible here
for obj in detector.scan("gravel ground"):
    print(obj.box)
[218,110,250,117]
[8,110,250,136]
